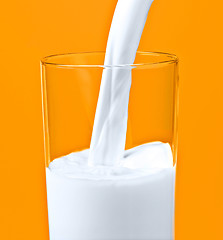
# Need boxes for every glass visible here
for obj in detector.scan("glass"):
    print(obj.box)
[41,51,179,240]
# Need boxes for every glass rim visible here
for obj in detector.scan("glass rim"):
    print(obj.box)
[41,51,178,69]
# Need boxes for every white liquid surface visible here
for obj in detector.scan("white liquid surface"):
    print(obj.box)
[46,142,175,240]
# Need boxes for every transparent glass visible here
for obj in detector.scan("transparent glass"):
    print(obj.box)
[41,51,179,240]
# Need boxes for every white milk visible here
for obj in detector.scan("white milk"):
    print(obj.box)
[46,142,175,240]
[89,0,154,166]
[45,0,177,239]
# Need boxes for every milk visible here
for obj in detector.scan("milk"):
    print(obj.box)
[89,0,154,166]
[46,142,175,240]
[45,0,177,239]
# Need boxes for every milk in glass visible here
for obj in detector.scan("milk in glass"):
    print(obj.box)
[45,1,176,239]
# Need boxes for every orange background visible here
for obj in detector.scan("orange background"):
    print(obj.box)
[0,0,223,240]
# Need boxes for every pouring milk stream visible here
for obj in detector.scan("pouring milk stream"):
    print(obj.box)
[89,0,154,166]
[46,0,176,239]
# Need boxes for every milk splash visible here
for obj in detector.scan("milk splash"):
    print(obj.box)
[89,0,154,166]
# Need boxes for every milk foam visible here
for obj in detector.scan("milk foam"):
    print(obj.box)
[89,0,154,166]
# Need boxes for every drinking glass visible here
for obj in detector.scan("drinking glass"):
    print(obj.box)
[41,51,179,240]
